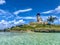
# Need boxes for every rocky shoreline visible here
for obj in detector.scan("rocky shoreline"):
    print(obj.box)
[0,29,60,33]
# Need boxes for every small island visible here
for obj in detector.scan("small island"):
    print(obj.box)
[1,13,60,33]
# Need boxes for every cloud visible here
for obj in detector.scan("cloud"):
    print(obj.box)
[8,19,25,25]
[0,9,15,20]
[14,20,25,25]
[41,10,53,14]
[41,6,60,14]
[0,20,8,24]
[0,0,6,5]
[0,9,6,14]
[0,19,25,29]
[23,17,36,19]
[0,20,11,29]
[13,8,32,15]
[16,16,36,20]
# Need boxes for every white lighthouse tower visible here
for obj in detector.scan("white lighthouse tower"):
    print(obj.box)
[36,13,43,23]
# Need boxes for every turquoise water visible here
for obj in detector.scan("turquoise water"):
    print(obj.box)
[0,32,60,45]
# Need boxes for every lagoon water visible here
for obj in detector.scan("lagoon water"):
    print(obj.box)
[0,32,60,45]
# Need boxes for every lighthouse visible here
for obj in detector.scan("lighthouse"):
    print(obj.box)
[36,13,42,23]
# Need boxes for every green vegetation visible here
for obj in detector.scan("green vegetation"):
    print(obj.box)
[6,24,60,32]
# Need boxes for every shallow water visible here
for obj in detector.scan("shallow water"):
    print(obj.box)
[0,32,60,45]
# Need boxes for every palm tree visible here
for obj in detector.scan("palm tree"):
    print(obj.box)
[47,16,57,25]
[47,16,57,28]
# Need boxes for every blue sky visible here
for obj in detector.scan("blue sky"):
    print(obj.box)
[0,0,60,29]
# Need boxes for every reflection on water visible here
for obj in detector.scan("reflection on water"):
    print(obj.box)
[0,32,60,45]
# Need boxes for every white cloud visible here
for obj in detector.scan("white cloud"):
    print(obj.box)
[41,10,53,14]
[0,19,25,29]
[0,9,14,20]
[0,20,10,29]
[59,19,60,21]
[0,9,6,14]
[8,19,25,25]
[41,6,60,14]
[0,20,8,25]
[16,16,36,20]
[14,20,25,25]
[13,8,32,15]
[55,6,60,14]
[23,17,36,19]
[0,0,6,5]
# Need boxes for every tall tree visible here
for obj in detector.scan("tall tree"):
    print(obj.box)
[47,16,57,25]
